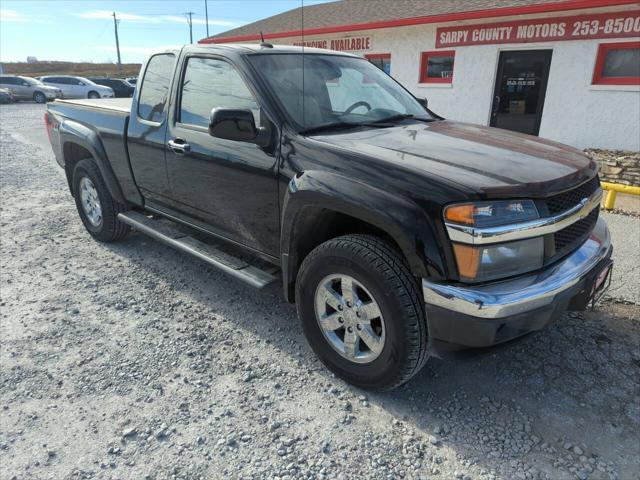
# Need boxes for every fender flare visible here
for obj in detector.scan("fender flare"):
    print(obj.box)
[59,119,126,204]
[280,170,447,301]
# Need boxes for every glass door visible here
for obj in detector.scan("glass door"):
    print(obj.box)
[490,50,552,136]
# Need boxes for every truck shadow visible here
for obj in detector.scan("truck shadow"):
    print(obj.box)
[104,232,640,479]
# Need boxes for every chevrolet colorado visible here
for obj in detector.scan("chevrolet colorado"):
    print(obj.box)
[45,44,613,390]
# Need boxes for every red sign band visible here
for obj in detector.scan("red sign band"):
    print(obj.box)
[436,10,640,48]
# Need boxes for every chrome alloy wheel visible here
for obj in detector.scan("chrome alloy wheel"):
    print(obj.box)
[314,274,386,364]
[79,177,103,227]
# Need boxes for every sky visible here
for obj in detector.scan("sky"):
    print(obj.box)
[0,0,331,63]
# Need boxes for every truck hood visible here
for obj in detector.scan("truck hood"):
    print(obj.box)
[313,120,597,198]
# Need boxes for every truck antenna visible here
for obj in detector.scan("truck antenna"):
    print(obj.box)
[259,31,273,48]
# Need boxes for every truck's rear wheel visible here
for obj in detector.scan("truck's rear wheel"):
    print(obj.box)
[296,234,429,391]
[72,159,129,242]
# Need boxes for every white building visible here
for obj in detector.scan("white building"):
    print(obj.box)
[200,0,640,151]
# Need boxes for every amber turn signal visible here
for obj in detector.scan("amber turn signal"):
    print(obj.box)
[452,243,481,280]
[444,204,476,225]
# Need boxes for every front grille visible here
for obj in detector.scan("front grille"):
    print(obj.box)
[550,208,599,261]
[545,176,600,215]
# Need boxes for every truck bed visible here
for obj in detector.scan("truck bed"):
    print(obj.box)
[53,97,132,113]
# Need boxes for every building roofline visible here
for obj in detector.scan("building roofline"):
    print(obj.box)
[199,0,639,44]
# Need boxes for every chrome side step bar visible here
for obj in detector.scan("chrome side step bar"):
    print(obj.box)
[118,211,277,289]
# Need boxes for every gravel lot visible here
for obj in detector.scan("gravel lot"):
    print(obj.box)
[1,103,639,480]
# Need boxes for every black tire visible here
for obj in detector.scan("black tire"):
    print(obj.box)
[72,158,130,242]
[88,91,100,99]
[296,234,429,391]
[33,91,46,103]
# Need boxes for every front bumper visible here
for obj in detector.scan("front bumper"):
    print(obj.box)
[423,217,612,348]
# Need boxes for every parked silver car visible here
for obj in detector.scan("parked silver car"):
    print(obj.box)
[39,75,114,99]
[0,87,16,104]
[0,75,62,103]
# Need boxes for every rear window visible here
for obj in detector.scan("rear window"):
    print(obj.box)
[138,53,175,123]
[0,77,17,85]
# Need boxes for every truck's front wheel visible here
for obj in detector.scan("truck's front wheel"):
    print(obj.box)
[296,234,429,391]
[72,159,130,242]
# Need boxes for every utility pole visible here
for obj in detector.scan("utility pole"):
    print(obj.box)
[204,0,209,37]
[112,12,121,66]
[185,11,195,44]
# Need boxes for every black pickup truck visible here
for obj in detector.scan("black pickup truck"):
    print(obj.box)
[45,44,612,390]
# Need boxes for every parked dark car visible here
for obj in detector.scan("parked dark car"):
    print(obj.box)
[44,45,612,390]
[88,78,135,98]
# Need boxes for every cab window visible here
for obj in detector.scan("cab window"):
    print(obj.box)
[137,53,175,123]
[179,56,260,128]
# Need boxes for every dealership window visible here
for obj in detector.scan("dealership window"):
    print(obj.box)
[365,54,391,75]
[592,41,640,85]
[419,51,455,84]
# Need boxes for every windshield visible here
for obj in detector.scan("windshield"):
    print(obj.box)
[21,77,43,86]
[248,54,433,132]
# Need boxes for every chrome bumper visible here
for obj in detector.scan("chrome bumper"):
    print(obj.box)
[423,217,611,319]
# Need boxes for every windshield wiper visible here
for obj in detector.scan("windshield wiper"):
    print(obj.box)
[300,121,388,135]
[373,114,434,124]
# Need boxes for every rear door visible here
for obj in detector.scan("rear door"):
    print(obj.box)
[127,53,176,205]
[165,54,280,255]
[44,77,73,97]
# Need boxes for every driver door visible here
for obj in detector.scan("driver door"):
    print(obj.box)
[165,55,280,256]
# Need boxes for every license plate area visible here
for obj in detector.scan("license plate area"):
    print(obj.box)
[590,260,613,310]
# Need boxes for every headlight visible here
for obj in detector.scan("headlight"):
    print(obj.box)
[444,200,539,228]
[452,237,544,282]
[445,200,543,282]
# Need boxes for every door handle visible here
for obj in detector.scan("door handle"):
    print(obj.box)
[492,95,501,115]
[167,138,191,154]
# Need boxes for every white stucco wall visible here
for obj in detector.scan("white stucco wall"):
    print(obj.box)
[252,6,640,151]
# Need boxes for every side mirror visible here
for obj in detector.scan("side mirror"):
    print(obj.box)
[208,108,268,146]
[417,97,428,109]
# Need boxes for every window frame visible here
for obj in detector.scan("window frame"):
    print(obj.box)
[419,50,456,84]
[591,41,640,86]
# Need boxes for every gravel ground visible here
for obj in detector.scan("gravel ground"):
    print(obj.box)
[1,103,639,480]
